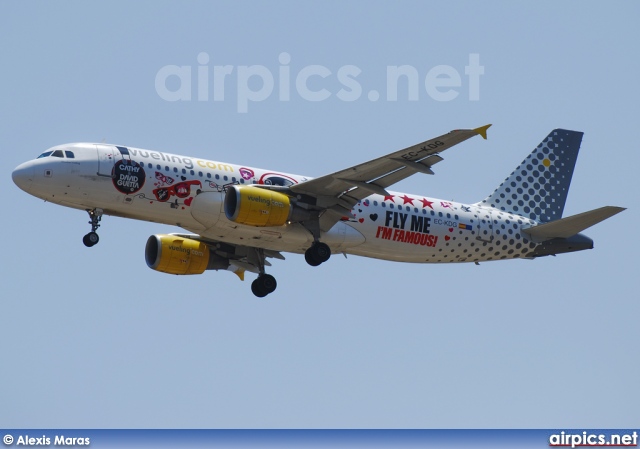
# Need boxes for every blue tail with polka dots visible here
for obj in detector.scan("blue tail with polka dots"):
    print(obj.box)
[479,129,583,223]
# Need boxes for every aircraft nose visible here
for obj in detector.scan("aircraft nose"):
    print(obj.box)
[12,162,35,193]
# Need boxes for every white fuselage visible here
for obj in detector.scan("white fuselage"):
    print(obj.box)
[13,142,544,263]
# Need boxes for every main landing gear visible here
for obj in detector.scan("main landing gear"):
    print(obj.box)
[300,216,332,267]
[249,241,330,297]
[83,208,103,247]
[304,242,331,266]
[251,274,277,298]
[249,248,278,298]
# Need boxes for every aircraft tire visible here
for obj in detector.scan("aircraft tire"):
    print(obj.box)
[305,242,331,266]
[251,274,277,297]
[83,232,99,247]
[251,279,267,297]
[304,250,322,266]
[313,242,331,263]
[260,274,277,294]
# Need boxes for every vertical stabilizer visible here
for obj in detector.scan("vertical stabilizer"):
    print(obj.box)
[479,129,583,223]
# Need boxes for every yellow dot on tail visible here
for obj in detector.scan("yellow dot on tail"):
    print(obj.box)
[543,158,551,167]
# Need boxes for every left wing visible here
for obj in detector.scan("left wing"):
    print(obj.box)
[171,233,286,279]
[288,124,491,231]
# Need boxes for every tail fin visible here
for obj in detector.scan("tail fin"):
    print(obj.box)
[479,129,583,223]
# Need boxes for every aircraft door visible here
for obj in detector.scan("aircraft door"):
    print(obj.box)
[475,208,494,243]
[95,144,116,177]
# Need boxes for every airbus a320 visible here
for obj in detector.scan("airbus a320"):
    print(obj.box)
[12,125,624,297]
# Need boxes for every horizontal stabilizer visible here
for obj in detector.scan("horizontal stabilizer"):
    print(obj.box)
[522,206,625,240]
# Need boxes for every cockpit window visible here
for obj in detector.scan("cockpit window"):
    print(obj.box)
[37,151,53,159]
[65,151,75,158]
[51,150,64,158]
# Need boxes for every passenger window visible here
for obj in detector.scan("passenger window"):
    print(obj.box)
[51,150,64,158]
[65,151,75,158]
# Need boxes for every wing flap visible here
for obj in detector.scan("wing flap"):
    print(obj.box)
[522,206,625,240]
[338,179,390,196]
[388,154,444,175]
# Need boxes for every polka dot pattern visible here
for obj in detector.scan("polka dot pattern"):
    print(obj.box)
[419,207,538,263]
[480,129,583,223]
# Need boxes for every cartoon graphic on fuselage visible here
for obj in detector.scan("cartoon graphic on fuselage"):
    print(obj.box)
[12,125,625,297]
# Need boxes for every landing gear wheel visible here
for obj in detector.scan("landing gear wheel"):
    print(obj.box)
[305,242,331,266]
[251,274,277,297]
[84,209,103,247]
[305,251,322,266]
[83,232,99,247]
[251,280,267,298]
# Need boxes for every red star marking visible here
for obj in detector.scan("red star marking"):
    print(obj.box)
[420,198,434,209]
[383,194,395,202]
[400,195,414,205]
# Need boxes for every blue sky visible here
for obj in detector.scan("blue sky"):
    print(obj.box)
[1,1,638,428]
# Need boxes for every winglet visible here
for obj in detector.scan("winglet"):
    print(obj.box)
[473,124,492,140]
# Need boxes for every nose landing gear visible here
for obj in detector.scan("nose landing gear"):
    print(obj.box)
[83,208,103,247]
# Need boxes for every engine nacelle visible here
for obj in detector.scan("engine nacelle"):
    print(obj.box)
[145,234,227,275]
[224,185,293,227]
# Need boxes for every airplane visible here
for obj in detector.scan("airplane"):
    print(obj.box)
[12,125,625,297]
